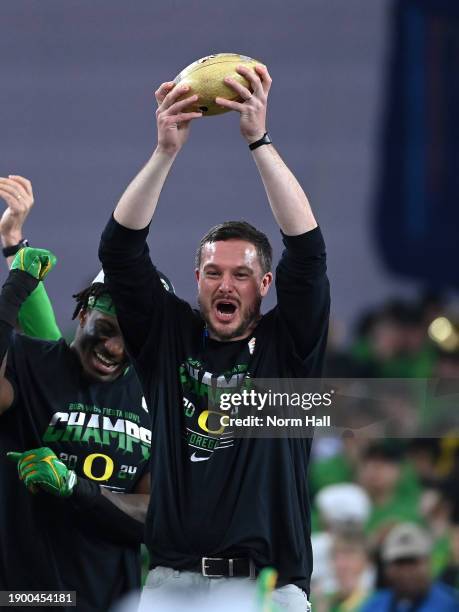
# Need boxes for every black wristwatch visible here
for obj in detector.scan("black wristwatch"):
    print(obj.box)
[2,239,29,258]
[249,132,272,151]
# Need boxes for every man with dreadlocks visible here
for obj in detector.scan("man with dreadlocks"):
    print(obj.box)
[0,178,175,611]
[0,259,150,611]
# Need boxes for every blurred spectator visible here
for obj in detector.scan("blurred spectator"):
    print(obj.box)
[324,315,377,378]
[310,427,375,499]
[316,484,372,531]
[419,480,455,577]
[327,529,375,612]
[358,444,421,539]
[441,522,459,591]
[311,485,372,601]
[407,439,442,484]
[361,523,459,611]
[309,442,355,500]
[436,469,459,588]
[351,299,436,378]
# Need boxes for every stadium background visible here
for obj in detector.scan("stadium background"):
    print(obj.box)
[1,0,458,610]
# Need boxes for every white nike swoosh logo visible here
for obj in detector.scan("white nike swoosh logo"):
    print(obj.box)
[190,452,210,462]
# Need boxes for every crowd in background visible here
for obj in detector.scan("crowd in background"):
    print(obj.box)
[308,292,459,611]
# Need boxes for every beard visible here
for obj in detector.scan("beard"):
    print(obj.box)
[198,294,262,341]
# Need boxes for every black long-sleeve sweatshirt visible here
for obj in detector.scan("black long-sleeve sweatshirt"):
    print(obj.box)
[99,215,330,594]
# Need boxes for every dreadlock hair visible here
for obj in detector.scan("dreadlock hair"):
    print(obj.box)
[195,221,272,274]
[71,282,109,320]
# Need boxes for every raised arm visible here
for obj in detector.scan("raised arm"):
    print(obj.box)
[275,229,330,362]
[113,83,202,230]
[0,175,34,266]
[0,248,56,415]
[0,175,61,341]
[16,283,62,341]
[217,65,329,360]
[99,85,201,359]
[216,64,317,236]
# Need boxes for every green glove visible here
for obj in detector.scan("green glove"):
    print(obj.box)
[11,247,57,281]
[7,447,76,497]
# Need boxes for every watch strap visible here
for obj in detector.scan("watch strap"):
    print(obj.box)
[2,239,29,258]
[249,132,272,151]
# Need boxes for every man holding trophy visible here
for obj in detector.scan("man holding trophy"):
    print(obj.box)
[99,56,330,611]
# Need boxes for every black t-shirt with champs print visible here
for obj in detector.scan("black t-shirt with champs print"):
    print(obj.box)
[0,334,150,612]
[100,216,330,596]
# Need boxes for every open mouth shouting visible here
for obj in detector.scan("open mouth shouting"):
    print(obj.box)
[214,299,239,324]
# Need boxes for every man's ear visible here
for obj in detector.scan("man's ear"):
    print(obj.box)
[195,268,200,284]
[78,308,89,328]
[260,272,273,297]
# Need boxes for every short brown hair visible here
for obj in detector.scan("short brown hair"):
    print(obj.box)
[196,221,272,274]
